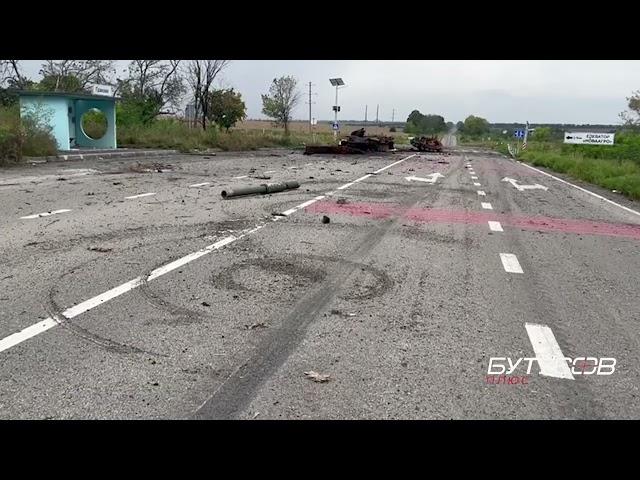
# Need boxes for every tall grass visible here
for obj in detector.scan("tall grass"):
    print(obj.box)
[117,119,390,152]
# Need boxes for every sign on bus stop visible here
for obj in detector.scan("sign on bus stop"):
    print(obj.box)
[564,132,615,146]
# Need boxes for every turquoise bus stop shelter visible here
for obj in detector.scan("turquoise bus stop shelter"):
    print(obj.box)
[16,90,118,151]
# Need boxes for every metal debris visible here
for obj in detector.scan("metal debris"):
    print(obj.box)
[410,136,443,152]
[304,371,331,383]
[221,181,300,199]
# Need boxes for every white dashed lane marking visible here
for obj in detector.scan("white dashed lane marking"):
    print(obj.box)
[20,209,72,220]
[477,190,486,196]
[525,323,574,379]
[500,253,523,273]
[488,221,503,232]
[125,193,156,200]
[189,182,211,188]
[481,202,493,210]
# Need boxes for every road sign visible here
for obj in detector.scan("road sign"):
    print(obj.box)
[514,129,525,139]
[311,118,317,126]
[332,122,339,131]
[564,132,615,146]
[91,84,113,96]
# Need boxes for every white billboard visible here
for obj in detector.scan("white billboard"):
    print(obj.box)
[564,132,615,145]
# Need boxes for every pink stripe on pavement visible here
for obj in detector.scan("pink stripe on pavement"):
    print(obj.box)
[304,201,640,240]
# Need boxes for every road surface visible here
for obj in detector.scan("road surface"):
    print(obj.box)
[1,146,639,419]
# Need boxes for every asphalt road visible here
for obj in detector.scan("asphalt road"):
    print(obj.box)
[1,145,639,419]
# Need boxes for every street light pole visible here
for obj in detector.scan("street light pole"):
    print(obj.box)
[329,78,345,142]
[334,85,339,140]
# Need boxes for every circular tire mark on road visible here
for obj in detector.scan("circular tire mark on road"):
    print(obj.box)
[47,257,164,356]
[210,253,394,301]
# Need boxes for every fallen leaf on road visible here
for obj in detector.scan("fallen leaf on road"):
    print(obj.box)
[304,371,331,383]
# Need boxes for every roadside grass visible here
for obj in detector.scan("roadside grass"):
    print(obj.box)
[521,146,640,200]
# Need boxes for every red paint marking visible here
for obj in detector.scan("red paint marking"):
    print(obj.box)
[305,201,640,240]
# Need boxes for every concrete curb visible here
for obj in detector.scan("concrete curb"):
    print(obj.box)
[24,150,179,163]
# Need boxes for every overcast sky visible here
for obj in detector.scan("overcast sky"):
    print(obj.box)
[17,60,640,124]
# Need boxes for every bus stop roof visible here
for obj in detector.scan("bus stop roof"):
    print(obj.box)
[12,90,120,101]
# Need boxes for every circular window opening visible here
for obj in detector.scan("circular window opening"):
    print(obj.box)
[81,108,108,140]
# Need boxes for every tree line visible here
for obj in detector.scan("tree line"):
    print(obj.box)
[0,60,304,134]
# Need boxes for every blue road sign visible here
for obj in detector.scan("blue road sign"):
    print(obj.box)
[514,129,525,139]
[332,122,339,130]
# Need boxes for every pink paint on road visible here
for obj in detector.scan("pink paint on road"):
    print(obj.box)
[305,201,640,240]
[307,201,397,219]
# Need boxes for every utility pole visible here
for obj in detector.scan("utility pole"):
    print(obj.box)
[364,105,368,125]
[306,82,316,133]
[392,108,395,123]
[376,104,379,125]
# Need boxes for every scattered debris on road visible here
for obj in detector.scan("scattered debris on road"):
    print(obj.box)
[88,246,113,253]
[245,321,269,330]
[336,198,348,205]
[128,162,174,174]
[201,301,211,307]
[321,215,330,224]
[304,371,331,383]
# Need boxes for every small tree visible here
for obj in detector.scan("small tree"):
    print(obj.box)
[620,90,640,130]
[463,115,490,136]
[185,60,229,130]
[261,76,301,135]
[207,88,246,132]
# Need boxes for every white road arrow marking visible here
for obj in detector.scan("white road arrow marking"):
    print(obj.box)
[405,173,444,184]
[502,177,548,191]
